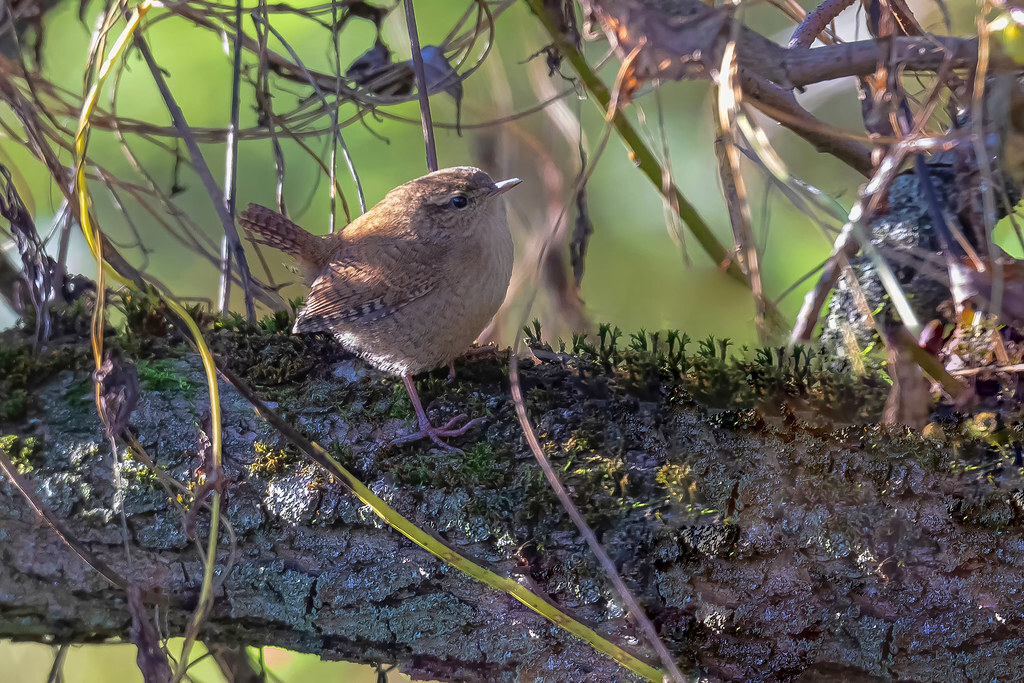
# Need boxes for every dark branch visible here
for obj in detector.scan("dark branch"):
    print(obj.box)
[1,322,1022,681]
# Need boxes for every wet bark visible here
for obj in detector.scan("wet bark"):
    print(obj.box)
[0,326,1022,682]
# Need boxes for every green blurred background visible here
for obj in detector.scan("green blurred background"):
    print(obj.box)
[7,639,406,682]
[0,0,883,342]
[0,0,977,680]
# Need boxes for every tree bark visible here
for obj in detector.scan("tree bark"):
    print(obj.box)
[0,325,1022,682]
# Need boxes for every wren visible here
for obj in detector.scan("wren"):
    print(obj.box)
[239,166,520,449]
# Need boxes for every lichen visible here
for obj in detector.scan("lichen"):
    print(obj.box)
[250,440,300,477]
[120,448,163,489]
[4,304,1024,680]
[0,389,28,422]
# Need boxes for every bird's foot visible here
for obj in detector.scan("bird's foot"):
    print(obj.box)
[390,414,484,451]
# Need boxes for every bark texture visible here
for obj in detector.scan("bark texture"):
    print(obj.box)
[0,324,1022,682]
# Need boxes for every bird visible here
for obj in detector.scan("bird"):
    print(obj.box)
[239,166,520,449]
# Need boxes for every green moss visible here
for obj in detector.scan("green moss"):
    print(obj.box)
[215,297,303,335]
[0,434,41,474]
[20,298,93,340]
[656,463,696,501]
[569,454,627,503]
[137,359,194,396]
[462,442,496,482]
[389,441,509,490]
[389,382,414,421]
[328,441,354,469]
[564,431,597,456]
[400,454,434,487]
[1,389,29,422]
[250,440,300,477]
[207,306,342,387]
[519,321,890,422]
[121,288,172,343]
[0,332,92,422]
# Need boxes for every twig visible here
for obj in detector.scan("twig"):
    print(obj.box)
[783,36,1004,87]
[132,36,257,321]
[788,0,857,49]
[506,45,688,683]
[509,353,687,683]
[403,0,438,172]
[716,8,768,341]
[45,645,68,683]
[329,1,342,233]
[249,12,366,213]
[971,19,1002,321]
[790,135,961,343]
[218,0,245,315]
[952,363,1024,377]
[526,0,784,331]
[738,70,873,176]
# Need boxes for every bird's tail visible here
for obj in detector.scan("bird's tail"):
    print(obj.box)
[239,203,322,265]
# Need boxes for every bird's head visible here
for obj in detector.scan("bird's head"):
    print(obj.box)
[386,166,521,238]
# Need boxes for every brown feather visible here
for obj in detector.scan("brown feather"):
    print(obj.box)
[243,167,517,376]
[239,203,324,265]
[293,245,436,334]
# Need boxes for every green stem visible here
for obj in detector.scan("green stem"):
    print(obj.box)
[526,0,786,329]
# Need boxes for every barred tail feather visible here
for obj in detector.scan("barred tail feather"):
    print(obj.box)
[239,203,321,263]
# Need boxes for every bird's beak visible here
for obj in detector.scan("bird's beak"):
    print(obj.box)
[490,178,522,196]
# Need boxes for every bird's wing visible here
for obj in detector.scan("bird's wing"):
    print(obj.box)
[292,242,435,334]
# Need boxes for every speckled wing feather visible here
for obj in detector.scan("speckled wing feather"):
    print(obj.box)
[292,244,436,334]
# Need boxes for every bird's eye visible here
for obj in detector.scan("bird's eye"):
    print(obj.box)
[448,194,469,210]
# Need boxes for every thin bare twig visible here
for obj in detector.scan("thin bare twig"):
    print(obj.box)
[218,0,245,315]
[132,36,257,321]
[507,45,688,683]
[790,135,962,343]
[526,0,784,328]
[328,1,342,233]
[213,361,662,681]
[45,645,68,683]
[404,0,438,172]
[716,5,768,341]
[249,11,366,213]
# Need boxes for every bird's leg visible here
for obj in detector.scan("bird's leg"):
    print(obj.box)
[390,374,482,450]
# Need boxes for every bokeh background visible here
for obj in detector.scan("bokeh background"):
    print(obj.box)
[0,0,981,680]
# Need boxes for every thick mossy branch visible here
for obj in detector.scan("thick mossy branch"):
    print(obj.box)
[1,305,1023,682]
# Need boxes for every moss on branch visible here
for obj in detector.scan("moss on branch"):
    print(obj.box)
[1,297,1023,681]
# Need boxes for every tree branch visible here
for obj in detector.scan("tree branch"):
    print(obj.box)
[577,0,1012,174]
[784,36,1010,88]
[1,324,1023,681]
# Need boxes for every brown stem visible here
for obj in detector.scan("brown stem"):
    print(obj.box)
[403,0,439,173]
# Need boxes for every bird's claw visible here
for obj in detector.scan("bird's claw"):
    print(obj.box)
[390,414,484,451]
